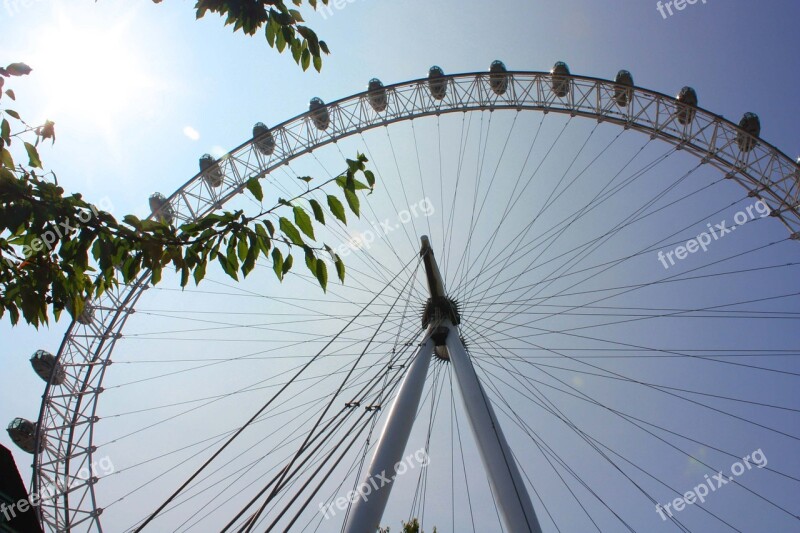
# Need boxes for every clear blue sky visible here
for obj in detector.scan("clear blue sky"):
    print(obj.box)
[1,1,799,531]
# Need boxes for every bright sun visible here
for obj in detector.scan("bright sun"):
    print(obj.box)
[30,12,156,133]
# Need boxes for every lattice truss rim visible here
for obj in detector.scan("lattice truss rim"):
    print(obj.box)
[32,69,800,531]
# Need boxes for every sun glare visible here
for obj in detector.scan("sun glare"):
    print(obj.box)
[31,13,156,133]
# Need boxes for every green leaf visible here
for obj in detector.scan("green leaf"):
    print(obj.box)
[266,18,277,47]
[226,237,240,273]
[256,223,272,256]
[301,48,311,71]
[276,25,287,52]
[327,195,346,224]
[5,63,32,76]
[334,255,345,283]
[344,188,360,218]
[217,251,238,281]
[5,109,20,119]
[335,175,370,190]
[122,214,142,228]
[24,142,42,168]
[272,247,284,281]
[281,253,294,275]
[279,216,304,246]
[304,248,317,273]
[180,265,190,287]
[291,39,302,63]
[151,266,163,285]
[193,260,207,285]
[315,259,328,292]
[309,199,325,224]
[242,233,259,277]
[237,235,248,262]
[1,119,9,143]
[293,205,315,240]
[1,147,14,169]
[364,170,376,189]
[313,55,322,73]
[245,177,264,202]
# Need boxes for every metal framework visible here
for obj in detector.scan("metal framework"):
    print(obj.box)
[31,70,800,531]
[344,237,543,532]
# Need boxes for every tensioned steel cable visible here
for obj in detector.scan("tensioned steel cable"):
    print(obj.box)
[132,255,420,532]
[476,348,726,532]
[470,351,800,486]
[473,345,682,532]
[472,330,800,522]
[239,260,421,532]
[258,329,429,532]
[339,266,421,531]
[218,333,425,531]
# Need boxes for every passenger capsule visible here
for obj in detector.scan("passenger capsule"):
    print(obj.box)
[30,350,66,385]
[428,66,447,100]
[367,79,388,113]
[550,61,571,98]
[613,70,634,107]
[149,193,174,225]
[309,97,330,131]
[7,418,42,454]
[253,122,276,156]
[199,154,224,188]
[676,86,698,125]
[488,60,509,96]
[736,112,760,152]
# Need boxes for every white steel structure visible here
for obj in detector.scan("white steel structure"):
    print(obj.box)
[23,67,800,532]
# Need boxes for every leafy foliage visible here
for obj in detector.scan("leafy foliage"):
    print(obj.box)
[379,518,437,533]
[158,0,332,72]
[1,63,374,327]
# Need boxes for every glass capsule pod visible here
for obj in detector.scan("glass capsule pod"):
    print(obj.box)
[614,70,634,107]
[199,154,224,188]
[428,66,447,100]
[488,60,509,96]
[30,350,66,385]
[367,78,388,113]
[7,418,42,454]
[550,61,571,98]
[309,97,330,131]
[736,112,761,152]
[149,193,175,225]
[252,122,276,156]
[676,86,698,125]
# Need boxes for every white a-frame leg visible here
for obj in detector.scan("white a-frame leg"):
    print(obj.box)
[344,237,543,533]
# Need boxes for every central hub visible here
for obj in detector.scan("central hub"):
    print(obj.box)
[419,236,460,361]
[422,296,461,328]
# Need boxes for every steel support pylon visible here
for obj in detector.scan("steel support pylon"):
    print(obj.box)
[343,237,543,533]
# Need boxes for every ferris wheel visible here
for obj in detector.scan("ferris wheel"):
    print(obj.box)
[8,62,800,532]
